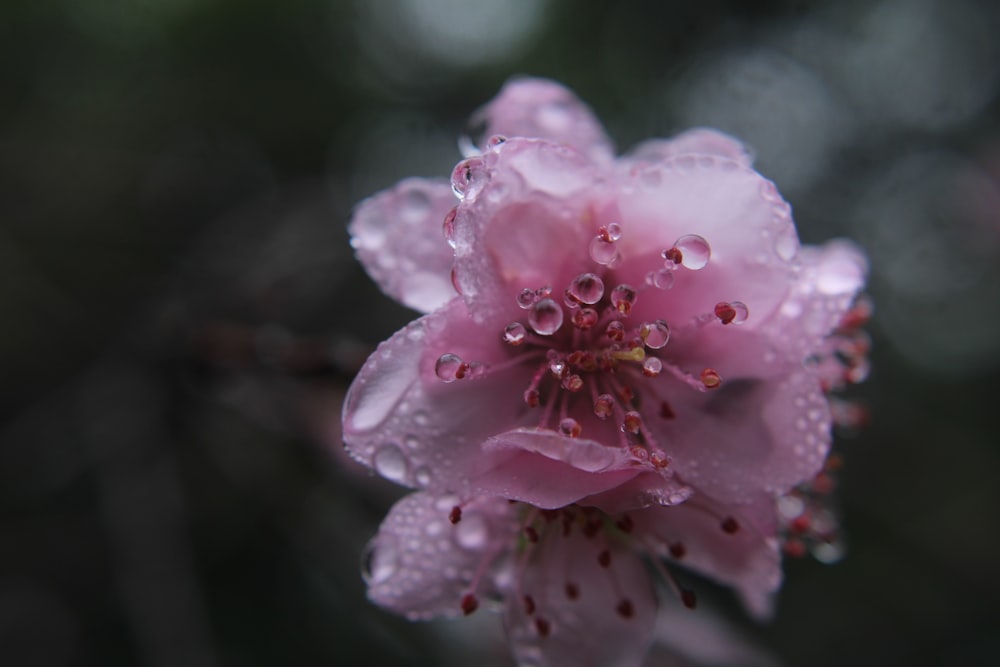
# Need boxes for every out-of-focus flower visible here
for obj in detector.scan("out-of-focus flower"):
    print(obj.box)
[343,78,868,666]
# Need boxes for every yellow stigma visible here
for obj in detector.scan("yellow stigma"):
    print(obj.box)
[611,346,645,363]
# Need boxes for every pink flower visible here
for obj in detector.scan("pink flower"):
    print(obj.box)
[343,78,867,666]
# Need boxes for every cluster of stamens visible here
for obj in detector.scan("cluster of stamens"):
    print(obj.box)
[435,221,750,465]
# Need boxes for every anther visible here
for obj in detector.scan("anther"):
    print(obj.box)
[623,411,642,435]
[593,393,615,420]
[700,368,722,389]
[523,595,536,615]
[449,506,462,524]
[650,451,669,468]
[616,598,635,619]
[721,517,740,534]
[605,320,625,341]
[565,582,580,600]
[524,526,540,543]
[610,284,638,315]
[662,247,683,266]
[714,302,737,325]
[597,550,612,568]
[559,418,581,438]
[572,307,599,329]
[681,589,697,609]
[461,593,479,615]
[562,374,584,392]
[659,401,676,419]
[669,542,686,559]
[616,515,634,533]
[523,388,540,407]
[535,617,551,637]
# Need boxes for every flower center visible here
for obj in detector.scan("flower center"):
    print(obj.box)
[435,222,750,464]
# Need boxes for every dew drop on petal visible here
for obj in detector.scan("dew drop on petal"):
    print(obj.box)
[610,285,638,315]
[455,514,488,550]
[674,234,711,270]
[640,320,670,349]
[373,444,409,483]
[529,298,564,335]
[601,223,622,242]
[517,288,537,309]
[435,353,464,382]
[361,537,397,585]
[414,467,432,487]
[503,322,527,345]
[451,157,487,200]
[442,207,458,249]
[567,273,605,304]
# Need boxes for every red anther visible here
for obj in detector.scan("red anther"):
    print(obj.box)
[540,509,559,522]
[448,506,462,524]
[714,302,737,325]
[650,452,669,468]
[566,350,585,366]
[523,595,536,615]
[450,266,462,295]
[623,411,642,434]
[629,445,649,461]
[597,550,612,568]
[562,374,584,392]
[454,362,471,379]
[825,453,844,471]
[669,542,686,559]
[572,308,599,330]
[681,589,697,609]
[721,517,740,534]
[783,538,807,558]
[616,515,634,534]
[616,598,635,619]
[663,247,683,265]
[812,473,836,495]
[583,519,601,538]
[659,401,676,419]
[606,321,625,341]
[523,388,540,407]
[461,593,479,615]
[524,526,539,543]
[564,582,580,600]
[618,385,635,403]
[700,368,722,389]
[790,514,811,535]
[535,617,551,637]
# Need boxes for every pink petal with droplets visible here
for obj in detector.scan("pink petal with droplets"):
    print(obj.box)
[504,528,657,667]
[625,128,754,168]
[581,472,693,515]
[349,177,457,313]
[365,492,519,619]
[468,77,614,164]
[634,492,782,620]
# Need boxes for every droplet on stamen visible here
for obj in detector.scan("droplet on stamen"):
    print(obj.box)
[572,307,599,330]
[562,374,584,392]
[593,394,615,420]
[442,207,458,248]
[435,354,464,382]
[714,302,737,325]
[623,411,642,434]
[610,285,637,315]
[674,234,711,270]
[461,593,479,616]
[503,322,527,345]
[599,223,622,242]
[647,267,675,290]
[700,368,722,389]
[605,320,625,341]
[524,388,540,407]
[559,418,582,438]
[529,298,564,336]
[450,157,487,200]
[729,301,749,324]
[662,246,683,267]
[639,320,670,349]
[517,289,536,309]
[589,236,621,266]
[642,357,663,377]
[567,273,605,305]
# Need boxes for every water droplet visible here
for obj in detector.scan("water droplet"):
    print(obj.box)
[517,288,537,309]
[503,322,527,345]
[435,353,464,382]
[593,394,614,420]
[605,320,625,341]
[571,307,598,330]
[442,207,458,249]
[729,301,749,324]
[486,134,507,149]
[774,227,798,261]
[759,179,781,203]
[589,236,621,266]
[559,418,581,437]
[451,157,487,200]
[674,235,711,270]
[414,411,429,426]
[601,223,622,242]
[373,444,409,483]
[529,298,564,335]
[642,357,663,376]
[414,466,432,487]
[361,537,397,585]
[610,284,637,315]
[700,368,722,389]
[567,273,605,304]
[455,514,488,550]
[640,320,670,349]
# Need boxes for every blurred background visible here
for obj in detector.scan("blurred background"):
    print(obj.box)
[2,0,999,665]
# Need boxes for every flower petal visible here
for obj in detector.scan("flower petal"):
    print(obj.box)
[634,492,782,620]
[342,298,539,493]
[581,472,693,515]
[451,138,613,324]
[473,429,641,509]
[365,492,519,619]
[468,77,614,164]
[349,177,457,313]
[625,128,754,168]
[504,530,657,667]
[615,155,799,329]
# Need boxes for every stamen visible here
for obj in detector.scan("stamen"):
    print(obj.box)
[559,418,582,438]
[616,598,635,619]
[535,617,551,637]
[593,393,615,420]
[721,516,740,534]
[523,595,536,615]
[700,368,722,389]
[610,284,638,315]
[564,582,580,600]
[503,322,527,345]
[461,593,479,615]
[449,506,462,524]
